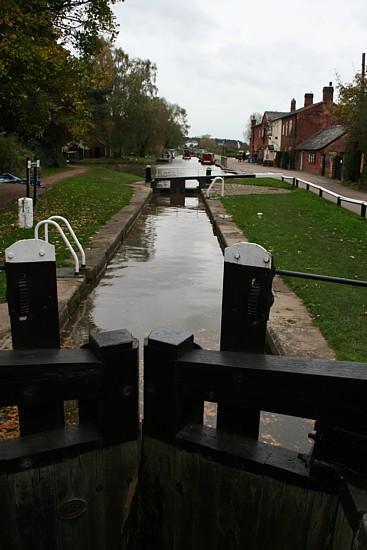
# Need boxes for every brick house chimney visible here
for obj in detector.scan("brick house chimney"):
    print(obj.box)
[304,93,314,107]
[290,98,296,112]
[323,82,334,103]
[251,116,257,128]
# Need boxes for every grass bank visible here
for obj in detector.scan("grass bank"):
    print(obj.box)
[0,167,139,303]
[221,178,367,362]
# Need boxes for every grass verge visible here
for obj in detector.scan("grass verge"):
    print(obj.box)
[0,167,139,303]
[221,179,367,362]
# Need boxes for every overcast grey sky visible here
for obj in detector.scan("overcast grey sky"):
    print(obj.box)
[113,0,366,140]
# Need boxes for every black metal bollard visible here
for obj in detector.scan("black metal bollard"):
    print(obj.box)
[5,239,60,349]
[145,164,152,183]
[218,242,275,438]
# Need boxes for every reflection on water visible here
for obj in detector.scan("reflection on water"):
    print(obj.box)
[70,193,313,454]
[73,196,223,349]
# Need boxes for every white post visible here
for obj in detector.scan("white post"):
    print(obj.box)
[18,197,33,228]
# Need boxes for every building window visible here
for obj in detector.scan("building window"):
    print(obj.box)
[308,152,316,164]
[282,124,285,135]
[289,119,293,134]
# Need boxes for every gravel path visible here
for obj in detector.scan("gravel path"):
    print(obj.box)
[223,184,291,196]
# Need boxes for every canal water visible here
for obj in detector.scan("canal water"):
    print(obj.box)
[69,158,313,453]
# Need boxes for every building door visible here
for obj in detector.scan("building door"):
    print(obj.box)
[321,155,326,176]
[334,156,343,180]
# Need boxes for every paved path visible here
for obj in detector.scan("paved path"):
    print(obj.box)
[226,158,367,216]
[0,166,89,209]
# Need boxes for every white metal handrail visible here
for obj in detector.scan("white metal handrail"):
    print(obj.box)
[34,220,80,274]
[46,215,86,267]
[206,176,224,198]
[281,175,367,216]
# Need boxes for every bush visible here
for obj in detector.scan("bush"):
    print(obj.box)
[0,135,31,175]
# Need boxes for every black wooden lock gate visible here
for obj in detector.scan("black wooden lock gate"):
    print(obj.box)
[1,239,367,549]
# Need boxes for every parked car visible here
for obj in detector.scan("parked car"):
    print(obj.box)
[200,152,215,165]
[183,149,191,160]
[0,173,23,184]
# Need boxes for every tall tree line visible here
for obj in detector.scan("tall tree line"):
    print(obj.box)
[0,0,189,169]
[89,42,189,157]
[336,57,367,186]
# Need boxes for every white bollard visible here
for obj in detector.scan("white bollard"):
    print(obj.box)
[18,197,33,228]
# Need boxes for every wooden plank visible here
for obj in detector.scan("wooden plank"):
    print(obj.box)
[0,424,101,473]
[0,348,99,367]
[0,473,21,550]
[104,441,140,549]
[174,449,220,550]
[176,350,367,429]
[52,447,111,550]
[0,349,101,406]
[330,502,354,550]
[142,437,177,550]
[215,463,261,550]
[144,427,339,550]
[303,486,338,549]
[176,424,335,491]
[354,515,367,550]
[178,349,367,381]
[254,476,337,549]
[173,448,199,550]
[34,464,59,550]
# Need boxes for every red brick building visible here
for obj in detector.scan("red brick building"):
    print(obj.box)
[282,84,336,168]
[249,82,344,177]
[295,126,347,178]
[249,111,288,162]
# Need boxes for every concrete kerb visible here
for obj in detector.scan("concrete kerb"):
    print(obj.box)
[0,181,152,348]
[201,190,336,360]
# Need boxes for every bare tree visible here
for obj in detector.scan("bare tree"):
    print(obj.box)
[245,112,262,141]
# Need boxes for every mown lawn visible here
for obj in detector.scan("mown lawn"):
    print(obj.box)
[0,167,139,302]
[40,166,74,177]
[221,178,367,362]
